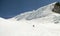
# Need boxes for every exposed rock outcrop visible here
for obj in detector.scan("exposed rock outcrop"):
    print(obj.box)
[52,2,60,13]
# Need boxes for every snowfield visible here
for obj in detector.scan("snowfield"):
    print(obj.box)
[0,2,60,36]
[0,18,60,36]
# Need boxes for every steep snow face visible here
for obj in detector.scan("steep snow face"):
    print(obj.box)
[9,2,56,20]
[9,2,60,24]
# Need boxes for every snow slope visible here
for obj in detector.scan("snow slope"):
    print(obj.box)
[1,17,60,36]
[0,2,60,36]
[9,2,56,20]
[9,2,60,24]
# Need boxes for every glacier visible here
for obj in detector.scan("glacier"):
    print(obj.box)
[0,2,60,36]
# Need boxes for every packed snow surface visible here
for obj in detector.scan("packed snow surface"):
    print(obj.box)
[0,2,60,36]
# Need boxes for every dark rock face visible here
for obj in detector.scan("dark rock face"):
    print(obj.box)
[52,2,60,13]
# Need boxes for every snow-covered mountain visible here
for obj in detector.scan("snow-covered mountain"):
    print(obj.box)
[1,2,60,36]
[8,2,60,24]
[10,2,55,20]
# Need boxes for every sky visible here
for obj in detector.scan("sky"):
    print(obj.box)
[0,0,60,19]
